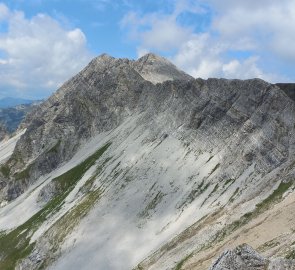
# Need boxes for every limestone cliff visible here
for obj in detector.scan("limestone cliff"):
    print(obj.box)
[0,54,294,270]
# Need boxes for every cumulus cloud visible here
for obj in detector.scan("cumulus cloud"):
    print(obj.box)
[122,0,294,82]
[210,0,295,61]
[121,11,193,51]
[0,4,92,98]
[0,2,9,20]
[172,34,272,80]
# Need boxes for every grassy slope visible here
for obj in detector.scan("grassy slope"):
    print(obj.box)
[0,142,111,270]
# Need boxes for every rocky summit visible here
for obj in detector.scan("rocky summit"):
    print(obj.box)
[0,53,295,270]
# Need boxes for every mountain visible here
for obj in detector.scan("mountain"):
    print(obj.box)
[0,103,41,137]
[0,97,38,109]
[0,53,295,270]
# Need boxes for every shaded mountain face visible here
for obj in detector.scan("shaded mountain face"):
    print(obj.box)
[0,54,295,270]
[276,83,295,102]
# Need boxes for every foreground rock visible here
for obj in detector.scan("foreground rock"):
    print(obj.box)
[209,244,295,270]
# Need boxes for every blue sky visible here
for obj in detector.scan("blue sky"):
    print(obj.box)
[0,0,294,99]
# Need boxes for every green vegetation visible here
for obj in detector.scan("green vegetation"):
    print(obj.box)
[257,238,280,252]
[223,178,235,187]
[174,253,193,270]
[211,183,219,194]
[255,181,293,212]
[46,140,61,154]
[79,157,112,194]
[285,249,295,260]
[209,163,220,175]
[80,174,97,193]
[8,149,25,166]
[125,176,133,183]
[139,191,164,218]
[206,156,214,163]
[135,265,144,270]
[14,164,32,181]
[37,188,103,269]
[228,188,240,202]
[0,164,10,177]
[218,179,236,198]
[53,142,111,190]
[229,188,240,203]
[111,161,122,179]
[0,142,111,270]
[200,183,219,207]
[206,181,293,248]
[178,180,210,209]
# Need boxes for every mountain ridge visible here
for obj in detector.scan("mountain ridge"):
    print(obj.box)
[0,53,195,201]
[0,53,295,270]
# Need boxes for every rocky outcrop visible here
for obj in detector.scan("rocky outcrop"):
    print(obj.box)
[209,244,295,270]
[0,53,295,270]
[1,53,295,203]
[0,53,195,201]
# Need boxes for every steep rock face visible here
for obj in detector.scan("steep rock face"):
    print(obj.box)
[2,67,294,202]
[276,83,295,102]
[0,54,295,270]
[209,244,295,270]
[0,53,295,202]
[1,53,192,200]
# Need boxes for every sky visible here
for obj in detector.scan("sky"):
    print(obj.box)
[0,0,294,99]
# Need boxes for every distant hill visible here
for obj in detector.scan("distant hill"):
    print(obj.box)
[0,101,42,138]
[0,97,37,109]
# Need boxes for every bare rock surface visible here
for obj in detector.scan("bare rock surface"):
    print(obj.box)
[1,52,294,202]
[209,244,295,270]
[0,53,295,270]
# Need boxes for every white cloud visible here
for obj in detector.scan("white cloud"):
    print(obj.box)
[209,0,295,61]
[222,57,265,79]
[122,0,294,82]
[142,18,192,51]
[172,34,271,80]
[137,47,150,58]
[172,33,222,78]
[0,3,9,21]
[122,12,193,51]
[173,0,206,15]
[0,4,92,98]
